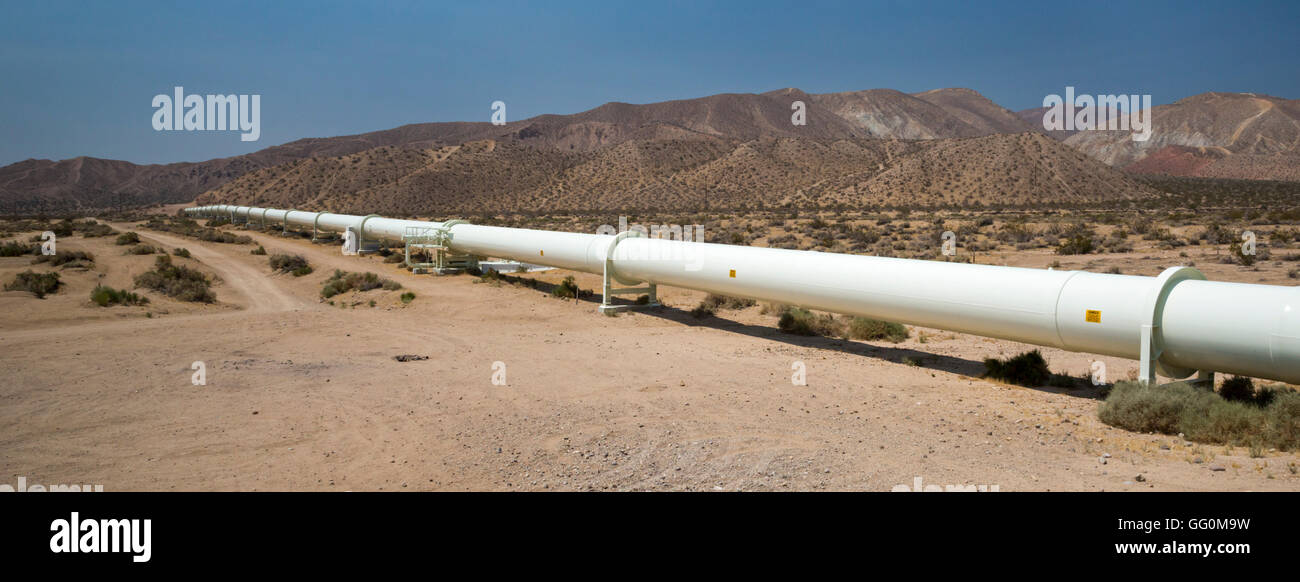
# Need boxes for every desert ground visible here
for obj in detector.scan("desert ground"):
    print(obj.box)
[1,205,1298,491]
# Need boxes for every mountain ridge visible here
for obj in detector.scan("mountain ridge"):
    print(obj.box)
[0,88,1289,214]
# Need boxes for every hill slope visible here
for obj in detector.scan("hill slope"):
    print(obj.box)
[197,132,1157,213]
[1065,92,1300,181]
[5,87,1282,214]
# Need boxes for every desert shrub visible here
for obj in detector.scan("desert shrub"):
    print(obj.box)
[760,302,788,315]
[90,285,148,307]
[1218,376,1255,404]
[1,241,37,256]
[700,293,756,310]
[31,250,94,267]
[5,270,60,298]
[145,216,251,244]
[115,231,140,245]
[133,255,214,302]
[383,253,405,263]
[250,245,267,255]
[1230,242,1257,266]
[551,275,578,299]
[778,308,843,337]
[1099,381,1300,450]
[1055,234,1094,255]
[75,220,115,237]
[172,247,191,258]
[320,270,399,298]
[125,244,159,255]
[846,317,908,343]
[400,291,415,304]
[1266,392,1300,449]
[269,254,311,275]
[1214,376,1285,407]
[690,301,715,319]
[983,350,1051,387]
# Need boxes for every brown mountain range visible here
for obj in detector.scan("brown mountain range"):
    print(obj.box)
[1063,92,1300,181]
[0,88,1288,214]
[196,132,1156,214]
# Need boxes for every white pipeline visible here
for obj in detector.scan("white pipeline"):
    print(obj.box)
[185,205,1300,385]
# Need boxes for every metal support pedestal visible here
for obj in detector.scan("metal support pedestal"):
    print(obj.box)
[597,230,661,315]
[1138,266,1208,386]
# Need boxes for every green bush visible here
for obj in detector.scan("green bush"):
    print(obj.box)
[846,317,908,343]
[1218,376,1255,404]
[1231,242,1257,267]
[31,250,94,267]
[1099,381,1300,450]
[172,247,191,258]
[115,231,141,245]
[983,350,1051,387]
[700,293,756,310]
[778,307,843,337]
[144,216,251,244]
[90,285,148,307]
[125,244,159,255]
[133,255,214,302]
[76,221,116,237]
[5,270,60,298]
[269,254,311,275]
[400,291,415,304]
[250,245,267,255]
[321,270,399,298]
[551,275,578,299]
[0,241,37,257]
[1055,235,1094,255]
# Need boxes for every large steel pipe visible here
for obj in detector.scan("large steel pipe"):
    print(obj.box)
[185,205,1300,385]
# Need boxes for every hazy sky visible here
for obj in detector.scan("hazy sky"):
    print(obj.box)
[1,0,1296,166]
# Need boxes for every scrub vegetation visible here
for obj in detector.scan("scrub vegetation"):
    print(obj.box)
[5,270,61,298]
[321,269,401,298]
[134,255,215,302]
[983,350,1079,388]
[90,285,148,307]
[1099,379,1300,450]
[269,253,313,276]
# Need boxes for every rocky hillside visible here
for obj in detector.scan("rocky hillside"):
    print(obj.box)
[1064,92,1300,181]
[4,87,1286,214]
[197,132,1157,213]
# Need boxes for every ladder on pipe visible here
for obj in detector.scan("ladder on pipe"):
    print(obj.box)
[403,222,478,274]
[402,226,439,272]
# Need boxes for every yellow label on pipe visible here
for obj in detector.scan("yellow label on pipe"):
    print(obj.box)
[1085,310,1101,323]
[729,269,736,278]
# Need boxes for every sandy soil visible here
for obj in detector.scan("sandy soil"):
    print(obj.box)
[1,215,1297,491]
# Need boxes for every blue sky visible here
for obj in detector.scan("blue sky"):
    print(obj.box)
[1,0,1296,166]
